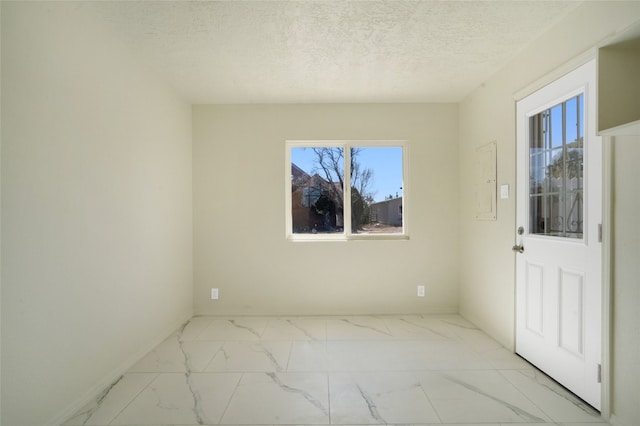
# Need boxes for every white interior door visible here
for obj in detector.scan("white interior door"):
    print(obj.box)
[515,59,602,409]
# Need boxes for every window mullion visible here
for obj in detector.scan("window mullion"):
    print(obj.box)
[287,140,407,240]
[344,144,352,237]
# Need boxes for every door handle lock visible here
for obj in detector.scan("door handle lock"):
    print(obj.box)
[512,244,524,253]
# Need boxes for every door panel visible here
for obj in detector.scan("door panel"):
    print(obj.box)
[525,262,544,335]
[516,59,602,409]
[558,269,584,357]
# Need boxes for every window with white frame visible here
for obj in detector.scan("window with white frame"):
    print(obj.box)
[285,141,407,240]
[529,93,584,238]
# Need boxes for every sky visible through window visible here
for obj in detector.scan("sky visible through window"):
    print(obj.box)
[291,146,403,203]
[549,95,580,147]
[529,94,583,186]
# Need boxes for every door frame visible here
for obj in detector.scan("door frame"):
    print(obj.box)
[513,50,611,419]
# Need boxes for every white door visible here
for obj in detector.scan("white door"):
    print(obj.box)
[515,59,602,409]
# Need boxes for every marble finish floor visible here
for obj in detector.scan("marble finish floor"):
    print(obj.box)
[63,315,607,426]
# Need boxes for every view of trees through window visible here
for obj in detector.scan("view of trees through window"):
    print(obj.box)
[289,144,404,237]
[529,94,584,238]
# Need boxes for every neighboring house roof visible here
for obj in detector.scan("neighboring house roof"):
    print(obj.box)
[370,196,402,207]
[291,163,343,205]
[291,163,309,180]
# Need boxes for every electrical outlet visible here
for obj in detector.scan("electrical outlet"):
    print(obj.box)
[211,288,219,300]
[417,285,425,297]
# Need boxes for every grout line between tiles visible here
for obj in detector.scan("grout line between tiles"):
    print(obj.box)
[217,372,244,425]
[106,372,160,426]
[62,315,605,425]
[417,377,443,424]
[326,373,332,425]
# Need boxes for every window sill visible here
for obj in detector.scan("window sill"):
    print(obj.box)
[286,233,410,242]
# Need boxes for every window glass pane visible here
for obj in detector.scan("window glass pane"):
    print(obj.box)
[351,147,403,234]
[530,151,545,194]
[550,103,563,148]
[565,96,578,144]
[547,193,563,234]
[530,194,543,232]
[290,147,344,234]
[529,113,545,150]
[528,94,583,238]
[565,188,583,235]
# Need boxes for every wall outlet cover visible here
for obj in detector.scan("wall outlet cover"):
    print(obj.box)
[500,184,509,199]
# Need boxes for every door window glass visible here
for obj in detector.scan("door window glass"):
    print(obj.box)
[529,94,584,238]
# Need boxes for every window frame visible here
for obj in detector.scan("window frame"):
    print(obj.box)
[527,90,585,240]
[285,140,409,241]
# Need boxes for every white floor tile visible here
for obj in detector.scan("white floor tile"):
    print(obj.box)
[196,318,268,340]
[204,340,292,372]
[418,370,551,423]
[329,372,441,424]
[111,373,240,425]
[179,316,216,340]
[128,337,224,373]
[325,317,394,340]
[62,315,609,426]
[220,372,329,424]
[380,316,459,340]
[501,369,602,422]
[127,336,187,373]
[477,347,536,370]
[510,423,609,426]
[261,318,327,341]
[63,373,157,426]
[288,339,492,372]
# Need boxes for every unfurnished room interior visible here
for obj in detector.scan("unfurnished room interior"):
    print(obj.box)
[1,1,639,425]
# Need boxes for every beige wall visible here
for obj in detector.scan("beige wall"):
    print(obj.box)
[611,135,640,425]
[1,3,193,425]
[193,104,459,316]
[1,1,638,425]
[458,2,640,425]
[458,0,640,349]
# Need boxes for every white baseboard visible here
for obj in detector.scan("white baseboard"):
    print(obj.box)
[47,312,193,426]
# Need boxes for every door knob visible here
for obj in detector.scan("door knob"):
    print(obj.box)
[512,244,524,253]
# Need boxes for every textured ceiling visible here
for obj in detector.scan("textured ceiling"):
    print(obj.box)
[87,1,582,104]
